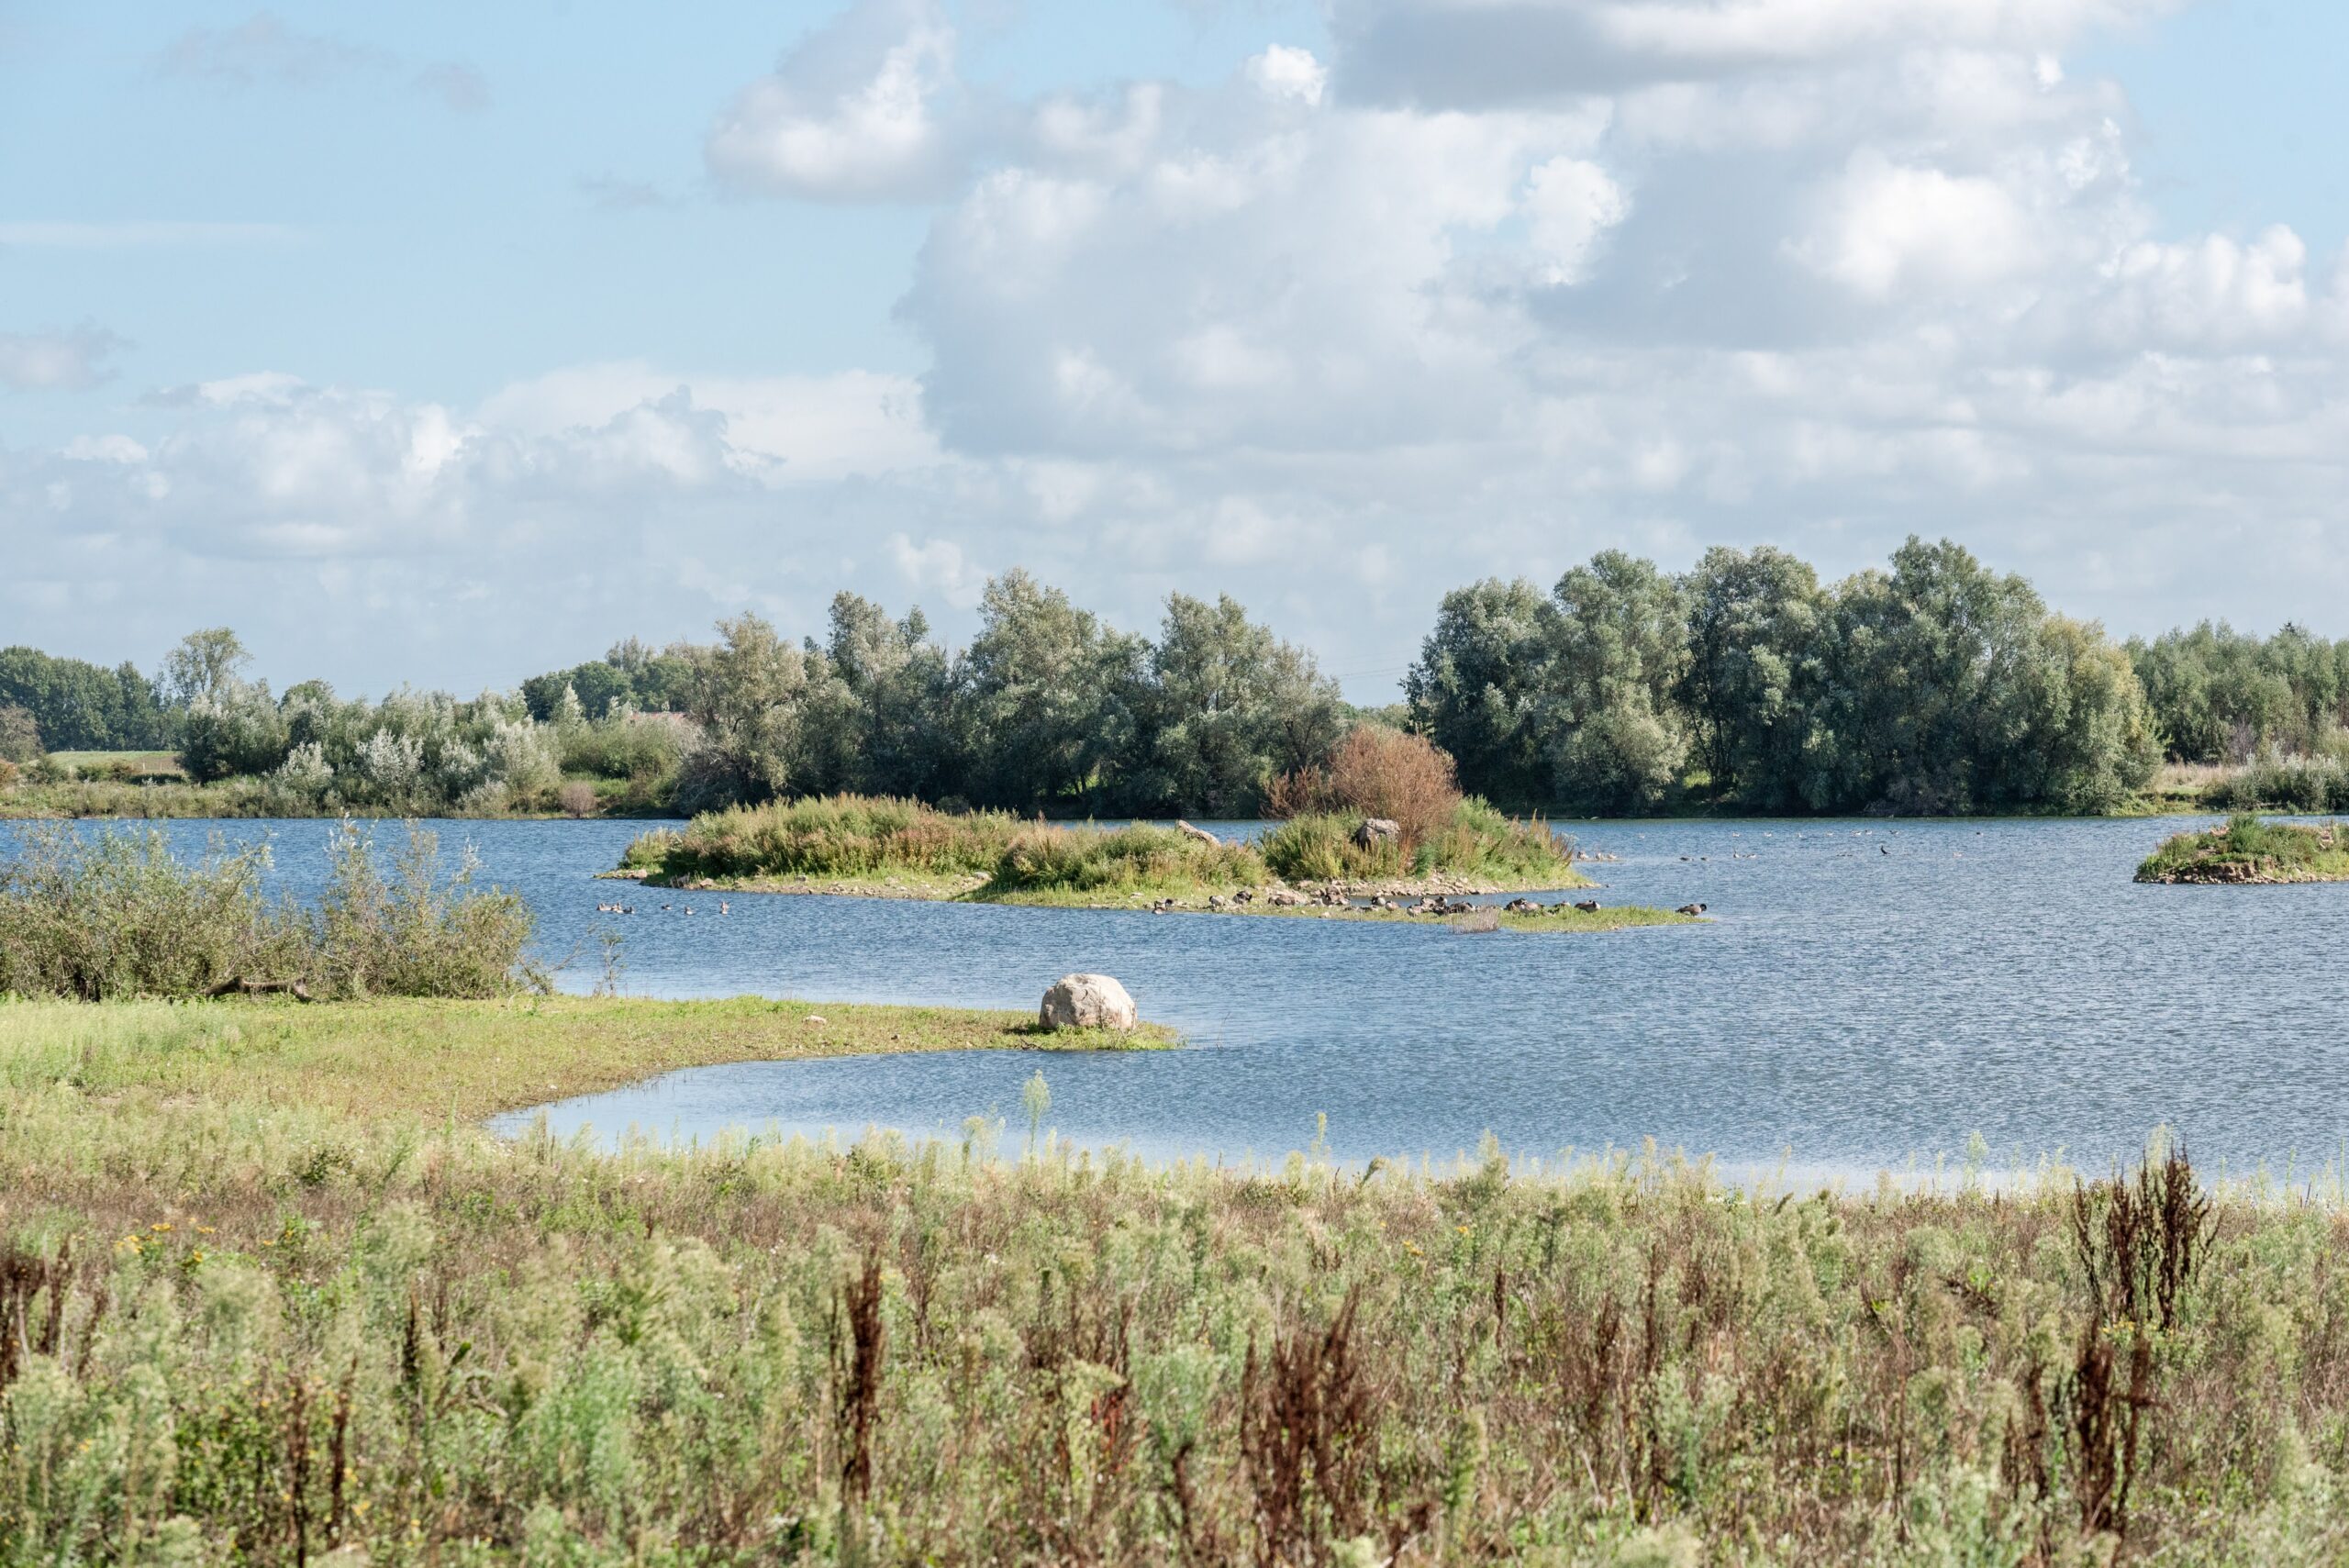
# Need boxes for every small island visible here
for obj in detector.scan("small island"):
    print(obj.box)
[611,792,1706,931]
[2136,814,2349,884]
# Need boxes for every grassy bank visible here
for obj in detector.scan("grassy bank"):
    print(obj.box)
[2,1002,2347,1562]
[0,994,1170,1122]
[619,794,1596,907]
[2136,814,2349,884]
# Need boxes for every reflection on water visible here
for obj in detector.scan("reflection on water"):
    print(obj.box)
[18,812,2345,1173]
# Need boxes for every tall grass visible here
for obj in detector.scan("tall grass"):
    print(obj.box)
[1261,799,1582,884]
[2204,751,2349,813]
[0,823,540,999]
[0,1009,2341,1568]
[621,795,1029,881]
[978,822,1264,898]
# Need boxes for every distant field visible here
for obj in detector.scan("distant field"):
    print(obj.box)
[47,749,185,777]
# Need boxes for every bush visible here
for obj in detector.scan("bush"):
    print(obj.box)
[558,781,598,818]
[1266,727,1462,848]
[0,759,17,792]
[559,712,686,783]
[0,823,540,1000]
[1259,798,1576,884]
[629,795,1027,882]
[1258,814,1407,882]
[2206,749,2349,813]
[983,823,1264,896]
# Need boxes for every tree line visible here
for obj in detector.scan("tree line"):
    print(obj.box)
[7,537,2349,817]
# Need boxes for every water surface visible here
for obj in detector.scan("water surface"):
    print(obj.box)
[18,814,2343,1173]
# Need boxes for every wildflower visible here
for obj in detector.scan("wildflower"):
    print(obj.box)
[151,1221,172,1231]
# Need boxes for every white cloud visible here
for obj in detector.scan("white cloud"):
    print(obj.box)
[1796,150,2037,299]
[1246,45,1329,107]
[18,1,2349,699]
[889,533,987,606]
[0,325,128,391]
[705,0,964,201]
[1330,0,2180,102]
[1524,155,1631,284]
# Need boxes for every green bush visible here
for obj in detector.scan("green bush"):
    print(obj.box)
[1260,800,1577,884]
[0,823,540,1000]
[1259,814,1406,881]
[982,823,1264,896]
[625,795,1028,882]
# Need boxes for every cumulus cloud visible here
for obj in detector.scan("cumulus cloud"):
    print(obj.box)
[1330,0,2181,103]
[705,0,965,201]
[21,0,2349,696]
[0,325,128,392]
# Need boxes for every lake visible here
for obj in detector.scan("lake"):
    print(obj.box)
[17,814,2344,1175]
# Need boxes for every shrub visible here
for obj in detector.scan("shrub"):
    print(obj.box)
[307,823,542,998]
[983,823,1264,896]
[0,822,540,1000]
[0,827,306,1001]
[1258,814,1407,882]
[1260,798,1575,884]
[0,759,17,792]
[1267,727,1462,848]
[629,795,1027,882]
[558,781,599,818]
[559,712,687,783]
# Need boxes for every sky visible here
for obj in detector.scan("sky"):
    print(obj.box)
[5,0,2348,702]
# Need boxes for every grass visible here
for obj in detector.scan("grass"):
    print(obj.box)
[5,1000,2349,1562]
[2136,813,2349,884]
[624,795,1598,912]
[0,993,1171,1122]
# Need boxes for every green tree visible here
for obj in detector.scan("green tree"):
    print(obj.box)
[162,628,251,710]
[1126,594,1344,816]
[670,614,853,811]
[1542,551,1691,813]
[1679,546,1825,808]
[0,649,171,751]
[1404,579,1558,807]
[955,572,1142,810]
[1798,539,2049,813]
[0,704,40,764]
[178,684,291,783]
[825,593,954,800]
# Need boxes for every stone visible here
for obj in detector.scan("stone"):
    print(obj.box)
[1174,819,1221,847]
[1352,817,1401,849]
[1040,973,1138,1032]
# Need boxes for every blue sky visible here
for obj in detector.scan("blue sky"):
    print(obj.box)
[6,0,2349,698]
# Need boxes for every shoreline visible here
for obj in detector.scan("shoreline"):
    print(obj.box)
[595,863,1710,929]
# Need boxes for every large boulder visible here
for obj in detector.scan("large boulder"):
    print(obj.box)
[1353,817,1401,849]
[1040,973,1138,1032]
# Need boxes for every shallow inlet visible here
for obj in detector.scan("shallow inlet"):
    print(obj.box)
[18,811,2344,1173]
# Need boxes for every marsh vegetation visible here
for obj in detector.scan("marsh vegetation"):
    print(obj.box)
[0,1002,2339,1566]
[2136,815,2349,884]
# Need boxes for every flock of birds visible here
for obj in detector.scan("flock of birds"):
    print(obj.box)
[593,900,729,916]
